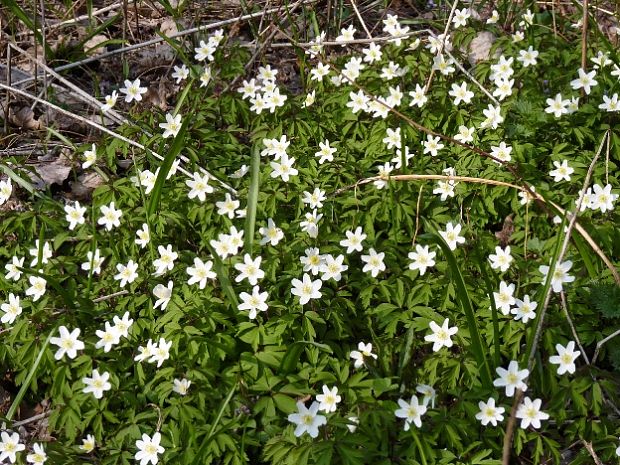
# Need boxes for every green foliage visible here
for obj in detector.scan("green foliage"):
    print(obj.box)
[1,3,620,465]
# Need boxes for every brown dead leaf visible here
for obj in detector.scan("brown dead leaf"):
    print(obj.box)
[495,215,514,247]
[160,18,178,37]
[84,34,109,56]
[10,106,43,130]
[69,171,105,200]
[33,152,73,187]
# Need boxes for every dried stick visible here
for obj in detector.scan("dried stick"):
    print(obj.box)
[424,0,459,94]
[350,0,373,39]
[581,0,589,70]
[502,130,608,465]
[45,0,316,75]
[0,83,236,194]
[592,328,620,364]
[582,440,604,465]
[92,290,129,303]
[559,291,590,363]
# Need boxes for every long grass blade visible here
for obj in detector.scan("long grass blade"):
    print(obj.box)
[5,330,54,422]
[146,119,188,218]
[426,222,493,389]
[244,145,261,255]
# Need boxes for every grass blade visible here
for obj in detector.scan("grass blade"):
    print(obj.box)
[426,222,494,390]
[146,119,188,218]
[5,330,54,422]
[244,145,261,255]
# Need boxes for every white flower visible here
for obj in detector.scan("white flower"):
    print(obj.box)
[452,8,470,28]
[186,257,216,289]
[291,273,322,305]
[394,395,427,430]
[475,398,505,426]
[215,193,240,219]
[374,162,394,189]
[422,135,444,157]
[336,24,356,44]
[454,125,475,144]
[153,281,173,310]
[120,78,147,103]
[517,46,539,67]
[316,385,341,413]
[300,247,324,275]
[415,384,436,408]
[29,240,53,267]
[350,341,377,369]
[361,248,386,277]
[315,139,337,164]
[518,185,537,205]
[302,188,326,209]
[493,281,516,315]
[383,127,401,150]
[153,245,178,275]
[570,68,597,94]
[5,255,24,281]
[97,202,122,231]
[26,442,47,465]
[194,40,216,61]
[591,183,617,212]
[408,245,436,275]
[479,104,504,130]
[319,254,348,282]
[511,295,537,323]
[101,91,118,112]
[95,322,120,352]
[362,42,382,63]
[234,254,264,285]
[1,293,22,325]
[549,160,574,182]
[172,378,191,396]
[259,218,284,246]
[599,93,620,112]
[302,90,316,108]
[439,222,465,250]
[493,360,529,397]
[449,82,474,106]
[490,141,512,163]
[408,84,428,108]
[64,201,87,230]
[148,338,172,367]
[238,286,269,319]
[516,397,549,429]
[288,401,327,438]
[539,260,575,293]
[340,227,366,253]
[424,318,458,352]
[186,172,213,201]
[0,431,25,463]
[159,113,182,139]
[79,435,95,453]
[493,78,514,101]
[82,369,112,399]
[82,143,97,169]
[270,154,298,182]
[50,326,85,360]
[25,275,47,301]
[114,260,139,287]
[549,341,581,375]
[488,246,513,272]
[135,223,150,249]
[545,93,569,118]
[171,64,189,83]
[487,10,499,24]
[135,432,165,465]
[112,311,134,339]
[310,63,331,82]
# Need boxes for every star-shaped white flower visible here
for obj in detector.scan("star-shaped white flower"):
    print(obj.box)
[424,318,458,352]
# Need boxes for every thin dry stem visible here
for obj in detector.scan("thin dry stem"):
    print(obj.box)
[502,131,608,465]
[350,0,373,39]
[424,0,459,94]
[560,291,590,364]
[581,0,588,70]
[592,328,620,365]
[582,440,604,465]
[0,83,236,194]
